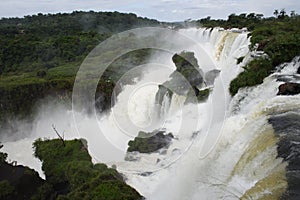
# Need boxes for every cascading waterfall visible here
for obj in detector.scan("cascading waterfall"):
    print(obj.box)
[115,29,299,200]
[1,27,299,199]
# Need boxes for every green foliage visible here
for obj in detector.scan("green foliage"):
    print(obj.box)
[229,58,272,95]
[198,11,300,96]
[185,87,210,104]
[33,138,142,200]
[0,181,15,199]
[34,139,91,186]
[197,88,210,102]
[198,13,264,30]
[0,11,158,122]
[31,183,56,200]
[0,11,159,74]
[230,15,300,95]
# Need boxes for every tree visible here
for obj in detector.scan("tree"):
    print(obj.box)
[274,9,279,18]
[279,9,286,19]
[256,14,264,20]
[52,124,65,147]
[0,143,8,163]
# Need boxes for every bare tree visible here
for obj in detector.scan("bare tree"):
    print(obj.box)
[52,124,65,147]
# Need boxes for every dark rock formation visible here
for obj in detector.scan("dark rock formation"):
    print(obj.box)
[185,87,210,104]
[277,83,300,95]
[155,85,173,106]
[171,51,204,88]
[269,113,300,199]
[155,51,216,110]
[297,66,300,74]
[127,131,174,153]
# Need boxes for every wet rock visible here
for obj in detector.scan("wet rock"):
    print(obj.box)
[277,83,300,95]
[124,152,141,162]
[205,69,220,86]
[127,131,174,153]
[139,172,153,177]
[171,148,181,156]
[155,85,173,106]
[269,113,300,199]
[191,131,200,139]
[297,66,300,74]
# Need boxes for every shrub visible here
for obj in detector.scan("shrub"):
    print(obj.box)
[229,58,272,95]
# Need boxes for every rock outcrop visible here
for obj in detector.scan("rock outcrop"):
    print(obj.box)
[277,83,300,95]
[127,131,174,153]
[155,51,218,107]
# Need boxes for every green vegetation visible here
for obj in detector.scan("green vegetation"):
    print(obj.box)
[196,11,300,96]
[0,139,142,200]
[3,10,298,118]
[0,11,159,122]
[0,181,15,199]
[196,88,210,102]
[0,11,158,74]
[33,138,142,200]
[229,58,272,95]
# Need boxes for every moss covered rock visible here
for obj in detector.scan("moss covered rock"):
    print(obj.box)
[127,131,174,153]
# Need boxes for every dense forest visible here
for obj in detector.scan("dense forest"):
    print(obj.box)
[0,11,160,122]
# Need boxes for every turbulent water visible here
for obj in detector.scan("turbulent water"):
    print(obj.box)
[1,28,300,199]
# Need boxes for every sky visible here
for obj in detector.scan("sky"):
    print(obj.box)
[0,0,299,22]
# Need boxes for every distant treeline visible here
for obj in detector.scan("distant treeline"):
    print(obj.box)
[0,11,159,74]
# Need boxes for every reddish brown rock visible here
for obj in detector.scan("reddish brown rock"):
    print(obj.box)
[277,83,300,95]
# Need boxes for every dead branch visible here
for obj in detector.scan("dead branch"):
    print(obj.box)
[52,124,65,147]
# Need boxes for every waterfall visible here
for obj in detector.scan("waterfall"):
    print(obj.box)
[114,30,299,200]
[1,27,299,199]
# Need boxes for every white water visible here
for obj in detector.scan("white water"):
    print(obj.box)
[1,28,299,199]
